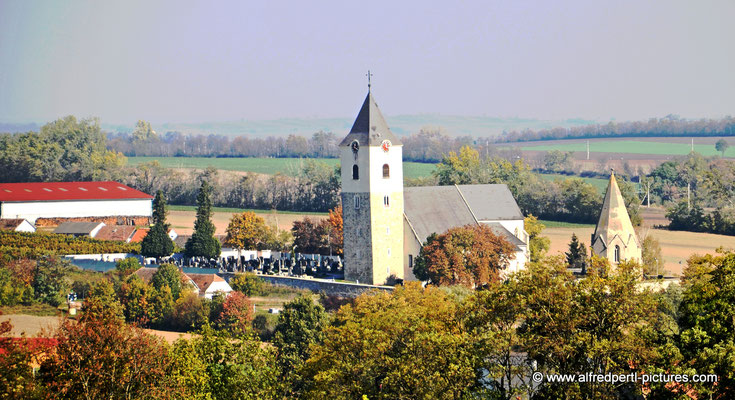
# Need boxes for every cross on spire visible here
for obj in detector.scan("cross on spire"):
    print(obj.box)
[366,70,373,92]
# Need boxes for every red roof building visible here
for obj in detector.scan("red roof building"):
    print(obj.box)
[0,181,153,224]
[0,181,152,202]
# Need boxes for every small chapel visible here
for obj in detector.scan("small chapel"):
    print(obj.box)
[339,89,529,285]
[590,172,642,265]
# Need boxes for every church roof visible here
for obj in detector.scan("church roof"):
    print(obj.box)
[591,173,639,249]
[403,184,524,248]
[339,92,402,147]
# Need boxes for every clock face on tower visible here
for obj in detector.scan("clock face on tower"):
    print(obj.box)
[351,140,360,154]
[381,140,391,152]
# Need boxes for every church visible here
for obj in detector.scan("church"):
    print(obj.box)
[590,172,642,265]
[339,90,529,285]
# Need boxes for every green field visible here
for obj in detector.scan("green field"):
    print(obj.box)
[536,173,608,193]
[517,140,735,157]
[539,219,595,228]
[128,156,436,180]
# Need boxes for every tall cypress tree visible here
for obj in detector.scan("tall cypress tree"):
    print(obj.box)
[141,190,175,258]
[565,233,588,272]
[185,181,221,258]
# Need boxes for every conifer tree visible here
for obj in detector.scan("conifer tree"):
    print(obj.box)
[185,181,221,258]
[565,233,588,271]
[141,190,175,258]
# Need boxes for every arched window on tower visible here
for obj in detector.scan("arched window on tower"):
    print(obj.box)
[614,245,621,263]
[383,164,390,178]
[352,165,359,180]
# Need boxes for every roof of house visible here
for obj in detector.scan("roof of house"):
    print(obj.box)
[403,184,524,244]
[0,181,154,202]
[94,225,137,242]
[130,228,149,243]
[53,221,105,235]
[0,218,30,230]
[485,222,526,247]
[455,184,524,221]
[187,273,227,293]
[404,186,476,243]
[339,92,402,147]
[133,267,157,284]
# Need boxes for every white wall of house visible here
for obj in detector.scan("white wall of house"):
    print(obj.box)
[1,199,152,223]
[14,219,36,232]
[203,281,233,299]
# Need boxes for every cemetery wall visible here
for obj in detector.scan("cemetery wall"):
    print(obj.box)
[223,274,394,298]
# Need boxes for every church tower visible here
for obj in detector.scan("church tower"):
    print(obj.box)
[339,91,404,285]
[591,172,642,265]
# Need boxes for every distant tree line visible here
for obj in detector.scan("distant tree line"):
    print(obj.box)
[432,146,642,225]
[106,123,479,163]
[497,114,735,143]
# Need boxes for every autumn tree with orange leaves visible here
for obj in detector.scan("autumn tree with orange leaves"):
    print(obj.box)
[413,224,516,288]
[327,205,343,256]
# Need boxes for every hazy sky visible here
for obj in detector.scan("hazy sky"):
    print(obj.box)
[1,0,733,124]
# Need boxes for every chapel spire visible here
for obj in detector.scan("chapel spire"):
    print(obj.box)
[590,171,642,264]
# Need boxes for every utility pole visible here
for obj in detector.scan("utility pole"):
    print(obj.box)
[691,138,694,152]
[586,140,590,160]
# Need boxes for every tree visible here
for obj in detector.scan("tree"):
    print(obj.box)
[291,217,328,255]
[272,295,329,396]
[326,205,343,256]
[229,273,265,296]
[434,145,482,185]
[224,211,270,250]
[168,328,282,399]
[39,305,174,399]
[462,277,534,400]
[132,120,157,142]
[304,283,476,399]
[413,224,517,288]
[565,233,588,271]
[516,257,660,399]
[142,190,175,258]
[33,256,76,306]
[0,311,50,399]
[677,252,735,398]
[185,181,221,259]
[170,293,210,332]
[212,291,254,335]
[716,138,730,157]
[151,263,184,300]
[115,257,141,275]
[543,150,574,173]
[525,215,550,262]
[641,234,664,276]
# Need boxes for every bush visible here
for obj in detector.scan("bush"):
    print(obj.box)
[229,273,265,296]
[115,257,141,275]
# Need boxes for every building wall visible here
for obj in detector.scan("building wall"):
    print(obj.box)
[341,144,404,285]
[15,220,36,233]
[1,199,152,223]
[403,218,421,281]
[592,234,642,265]
[203,281,232,299]
[342,192,373,284]
[35,215,151,227]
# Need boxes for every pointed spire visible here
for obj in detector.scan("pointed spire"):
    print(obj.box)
[591,171,640,254]
[339,92,402,147]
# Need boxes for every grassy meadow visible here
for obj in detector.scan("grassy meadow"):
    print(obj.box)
[128,156,437,180]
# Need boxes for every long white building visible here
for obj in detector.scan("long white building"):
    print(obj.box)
[0,181,153,224]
